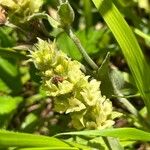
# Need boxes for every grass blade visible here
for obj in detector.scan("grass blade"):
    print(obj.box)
[16,148,78,150]
[134,28,150,42]
[91,0,150,118]
[55,128,150,141]
[0,130,69,148]
[83,0,93,29]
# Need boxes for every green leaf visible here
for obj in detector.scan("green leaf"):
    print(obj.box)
[0,78,11,94]
[0,57,17,77]
[27,13,60,28]
[16,147,78,150]
[56,128,150,141]
[0,28,15,47]
[96,53,114,98]
[91,0,150,117]
[103,137,123,150]
[0,130,70,148]
[65,139,92,150]
[20,113,38,133]
[83,0,93,29]
[56,32,81,60]
[0,47,26,60]
[0,96,23,128]
[0,57,22,94]
[0,96,22,114]
[134,28,150,42]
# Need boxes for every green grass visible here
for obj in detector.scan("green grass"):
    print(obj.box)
[92,0,150,119]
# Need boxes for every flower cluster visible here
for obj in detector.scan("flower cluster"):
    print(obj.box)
[0,0,43,24]
[30,39,116,130]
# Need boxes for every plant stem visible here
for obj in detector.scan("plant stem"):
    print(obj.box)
[65,27,98,70]
[58,0,98,70]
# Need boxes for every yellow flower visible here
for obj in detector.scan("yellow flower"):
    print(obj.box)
[80,79,101,106]
[0,0,43,24]
[44,79,74,96]
[30,39,119,130]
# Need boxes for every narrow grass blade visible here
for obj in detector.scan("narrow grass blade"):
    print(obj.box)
[134,28,150,42]
[83,0,93,29]
[16,147,78,150]
[91,0,150,118]
[0,130,69,148]
[55,128,150,141]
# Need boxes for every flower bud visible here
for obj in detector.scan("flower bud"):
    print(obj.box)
[57,2,75,27]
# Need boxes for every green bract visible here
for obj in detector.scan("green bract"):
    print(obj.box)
[30,39,117,130]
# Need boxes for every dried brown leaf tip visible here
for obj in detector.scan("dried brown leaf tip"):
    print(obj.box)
[0,6,7,25]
